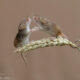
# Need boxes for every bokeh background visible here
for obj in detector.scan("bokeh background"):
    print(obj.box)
[0,0,80,80]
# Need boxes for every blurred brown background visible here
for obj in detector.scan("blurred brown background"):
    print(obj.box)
[0,0,80,80]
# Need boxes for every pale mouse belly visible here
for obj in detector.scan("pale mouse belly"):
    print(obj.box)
[22,34,30,44]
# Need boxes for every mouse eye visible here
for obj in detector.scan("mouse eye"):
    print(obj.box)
[41,20,48,25]
[27,17,31,22]
[41,22,45,25]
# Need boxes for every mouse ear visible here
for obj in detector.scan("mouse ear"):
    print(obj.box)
[26,17,31,22]
[33,16,40,21]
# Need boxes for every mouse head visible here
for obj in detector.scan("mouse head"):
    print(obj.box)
[18,17,32,30]
[33,16,50,27]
